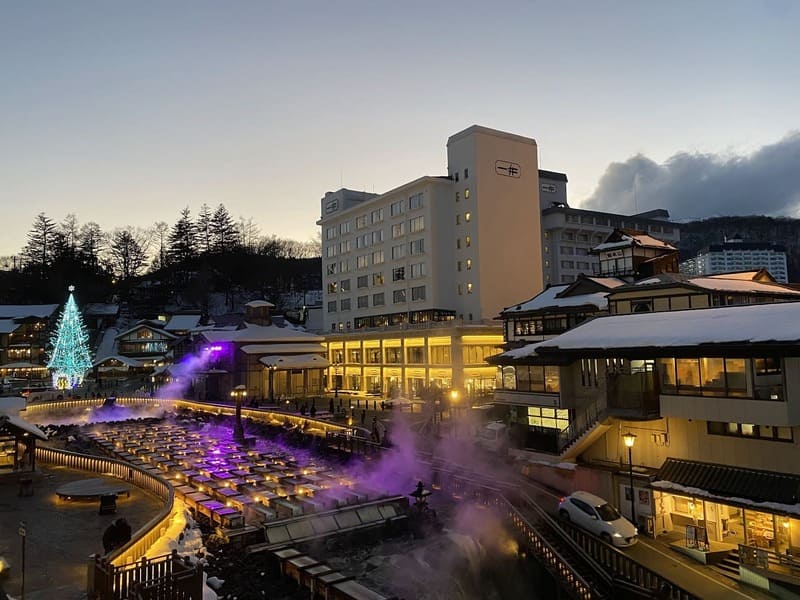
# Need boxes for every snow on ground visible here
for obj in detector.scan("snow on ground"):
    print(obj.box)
[144,500,218,600]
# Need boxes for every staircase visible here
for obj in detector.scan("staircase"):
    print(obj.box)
[558,399,610,460]
[711,548,740,580]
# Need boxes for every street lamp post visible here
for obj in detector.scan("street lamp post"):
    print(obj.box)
[268,366,277,404]
[449,389,459,436]
[231,385,247,443]
[623,432,637,529]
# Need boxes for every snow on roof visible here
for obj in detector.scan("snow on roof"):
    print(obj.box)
[492,341,551,361]
[0,362,48,369]
[0,304,59,319]
[93,327,119,362]
[114,322,177,340]
[593,232,676,253]
[0,414,48,440]
[0,320,20,334]
[259,354,330,370]
[201,322,323,344]
[651,480,800,518]
[246,300,275,308]
[92,355,144,368]
[83,303,120,316]
[240,343,326,355]
[164,314,202,331]
[503,286,609,313]
[538,301,800,352]
[688,277,800,295]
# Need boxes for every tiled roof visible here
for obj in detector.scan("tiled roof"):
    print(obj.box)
[656,458,800,505]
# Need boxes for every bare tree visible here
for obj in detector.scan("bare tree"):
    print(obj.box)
[238,217,261,253]
[79,222,106,268]
[60,213,80,256]
[107,228,149,280]
[152,221,169,270]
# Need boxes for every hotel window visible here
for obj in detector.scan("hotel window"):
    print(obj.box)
[465,212,471,222]
[409,238,425,255]
[372,272,384,286]
[340,279,351,292]
[456,214,461,225]
[370,208,384,224]
[755,357,781,375]
[657,357,748,397]
[340,298,351,311]
[456,239,461,249]
[327,282,338,294]
[457,284,463,295]
[357,275,368,288]
[326,226,337,240]
[465,236,471,247]
[326,245,337,258]
[327,301,337,313]
[409,192,424,210]
[357,295,369,309]
[392,223,405,238]
[562,232,574,241]
[407,346,425,364]
[385,347,403,363]
[326,263,337,275]
[339,240,350,253]
[372,229,383,244]
[578,233,589,242]
[357,255,368,269]
[429,345,451,364]
[393,289,406,304]
[366,348,382,363]
[392,267,405,281]
[348,348,361,362]
[457,261,462,272]
[464,168,469,179]
[464,188,470,199]
[528,407,569,430]
[390,200,405,217]
[466,259,472,270]
[455,192,460,202]
[708,421,793,442]
[356,215,368,229]
[339,259,350,273]
[410,262,426,278]
[391,244,405,260]
[411,285,426,301]
[561,260,574,269]
[372,250,384,264]
[339,221,352,235]
[409,216,424,233]
[467,282,473,294]
[372,292,385,306]
[455,171,459,182]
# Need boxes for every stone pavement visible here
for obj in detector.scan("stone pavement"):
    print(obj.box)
[0,466,162,600]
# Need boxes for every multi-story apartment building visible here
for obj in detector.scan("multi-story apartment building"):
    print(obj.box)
[318,125,543,399]
[538,169,681,285]
[680,237,789,283]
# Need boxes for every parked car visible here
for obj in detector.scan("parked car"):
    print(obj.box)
[558,491,638,547]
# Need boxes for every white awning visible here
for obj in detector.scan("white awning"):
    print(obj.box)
[259,354,330,370]
[241,343,327,355]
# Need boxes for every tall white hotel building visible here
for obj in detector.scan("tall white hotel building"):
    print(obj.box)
[317,126,544,400]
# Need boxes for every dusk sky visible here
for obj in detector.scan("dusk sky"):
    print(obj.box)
[2,1,799,257]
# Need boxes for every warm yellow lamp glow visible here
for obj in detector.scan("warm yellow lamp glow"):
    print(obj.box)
[623,432,637,448]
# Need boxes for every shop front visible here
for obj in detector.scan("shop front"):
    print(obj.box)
[652,458,800,554]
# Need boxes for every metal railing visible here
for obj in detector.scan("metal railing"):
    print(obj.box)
[740,543,800,575]
[35,446,174,568]
[558,397,607,452]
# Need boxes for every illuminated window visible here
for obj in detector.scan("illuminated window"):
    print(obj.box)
[466,259,472,270]
[465,236,471,247]
[464,188,470,199]
[465,212,471,222]
[372,250,384,264]
[467,283,473,294]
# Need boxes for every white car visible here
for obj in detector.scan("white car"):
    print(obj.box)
[558,491,638,547]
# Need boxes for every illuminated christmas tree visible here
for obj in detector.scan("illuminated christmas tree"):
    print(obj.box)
[47,285,93,389]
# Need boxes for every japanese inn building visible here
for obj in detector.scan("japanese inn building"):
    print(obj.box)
[490,229,800,555]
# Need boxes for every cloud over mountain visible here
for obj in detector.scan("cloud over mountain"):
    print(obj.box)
[583,132,800,221]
